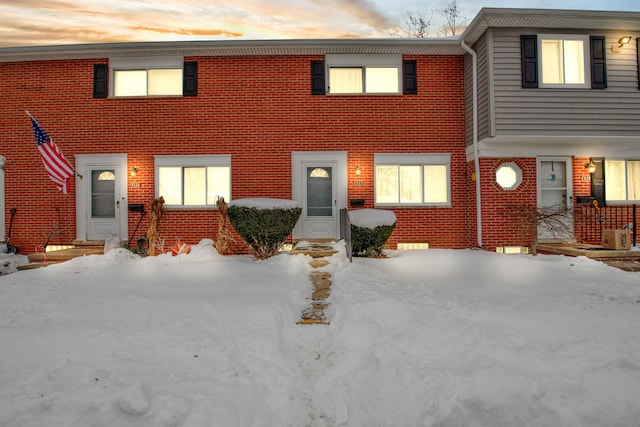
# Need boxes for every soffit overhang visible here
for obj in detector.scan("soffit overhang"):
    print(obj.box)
[463,8,640,45]
[0,39,463,63]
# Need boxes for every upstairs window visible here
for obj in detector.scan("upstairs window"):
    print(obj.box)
[329,67,399,94]
[539,35,588,87]
[109,57,196,97]
[605,160,640,202]
[521,35,606,89]
[155,155,231,208]
[114,69,182,96]
[326,54,402,94]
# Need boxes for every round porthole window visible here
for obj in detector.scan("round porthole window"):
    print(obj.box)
[496,162,522,190]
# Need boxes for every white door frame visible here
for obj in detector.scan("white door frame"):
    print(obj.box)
[292,151,347,240]
[536,156,574,242]
[75,154,128,242]
[0,155,5,241]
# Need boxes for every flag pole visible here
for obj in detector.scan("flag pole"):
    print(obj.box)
[26,111,83,179]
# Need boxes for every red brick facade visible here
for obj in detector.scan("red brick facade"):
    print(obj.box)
[1,54,471,253]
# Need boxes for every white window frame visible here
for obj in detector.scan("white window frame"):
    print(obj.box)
[325,54,402,95]
[154,155,231,209]
[604,159,640,203]
[374,154,451,207]
[538,34,590,89]
[110,57,184,97]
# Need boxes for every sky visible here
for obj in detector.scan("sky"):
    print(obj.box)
[1,0,640,47]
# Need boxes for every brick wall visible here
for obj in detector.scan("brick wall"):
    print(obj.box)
[0,54,468,253]
[476,158,538,250]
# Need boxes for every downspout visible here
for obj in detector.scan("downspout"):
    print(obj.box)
[460,40,483,248]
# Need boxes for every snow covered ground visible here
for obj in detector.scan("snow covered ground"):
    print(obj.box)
[1,240,639,427]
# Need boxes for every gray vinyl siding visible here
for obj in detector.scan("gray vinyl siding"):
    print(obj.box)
[465,31,492,147]
[490,29,640,137]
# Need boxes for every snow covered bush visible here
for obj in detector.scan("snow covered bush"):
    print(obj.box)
[349,208,396,257]
[227,198,302,259]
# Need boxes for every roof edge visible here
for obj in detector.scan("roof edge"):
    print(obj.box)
[0,38,462,62]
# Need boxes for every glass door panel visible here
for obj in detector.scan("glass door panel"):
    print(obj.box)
[91,169,116,219]
[307,167,333,217]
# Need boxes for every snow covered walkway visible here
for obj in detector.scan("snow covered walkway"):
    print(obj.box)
[292,242,339,324]
[1,241,640,426]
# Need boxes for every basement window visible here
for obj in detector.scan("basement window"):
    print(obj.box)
[397,243,430,250]
[496,246,530,254]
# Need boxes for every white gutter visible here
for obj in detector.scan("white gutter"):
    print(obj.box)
[460,40,483,248]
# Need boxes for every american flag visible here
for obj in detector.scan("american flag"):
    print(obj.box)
[29,116,75,194]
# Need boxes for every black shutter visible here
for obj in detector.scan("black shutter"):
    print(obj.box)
[591,157,606,206]
[311,60,325,95]
[521,35,538,88]
[590,36,607,89]
[183,61,198,96]
[637,38,640,90]
[93,64,108,98]
[403,60,418,95]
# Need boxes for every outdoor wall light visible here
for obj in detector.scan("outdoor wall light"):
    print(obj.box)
[584,160,597,174]
[613,36,632,52]
[130,166,139,177]
[355,164,362,175]
[618,36,632,47]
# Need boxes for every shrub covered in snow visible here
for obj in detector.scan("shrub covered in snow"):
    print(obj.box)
[227,198,302,259]
[349,208,396,257]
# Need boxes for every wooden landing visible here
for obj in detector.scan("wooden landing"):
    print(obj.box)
[537,243,640,272]
[18,241,105,270]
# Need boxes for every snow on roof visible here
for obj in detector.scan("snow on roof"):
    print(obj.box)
[228,198,299,210]
[349,208,396,229]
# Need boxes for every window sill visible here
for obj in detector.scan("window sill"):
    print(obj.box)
[604,201,640,205]
[164,205,219,210]
[326,92,402,96]
[374,203,451,208]
[109,95,184,99]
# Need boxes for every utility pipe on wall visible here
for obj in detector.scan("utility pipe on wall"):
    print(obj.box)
[460,40,483,248]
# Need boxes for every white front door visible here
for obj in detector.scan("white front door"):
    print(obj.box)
[76,155,128,242]
[537,157,574,242]
[87,166,122,240]
[292,152,347,240]
[303,162,337,238]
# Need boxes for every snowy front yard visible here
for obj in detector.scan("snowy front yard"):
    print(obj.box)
[1,241,639,426]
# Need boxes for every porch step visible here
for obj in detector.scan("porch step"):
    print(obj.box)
[17,262,48,271]
[290,241,338,259]
[18,241,106,270]
[602,260,640,272]
[27,246,104,263]
[73,240,105,248]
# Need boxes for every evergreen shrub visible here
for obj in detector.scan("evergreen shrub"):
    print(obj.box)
[351,223,395,258]
[227,204,302,259]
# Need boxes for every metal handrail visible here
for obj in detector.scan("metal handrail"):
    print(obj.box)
[574,203,638,246]
[341,208,353,262]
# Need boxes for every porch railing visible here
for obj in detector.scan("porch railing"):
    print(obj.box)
[340,208,353,262]
[574,203,638,246]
